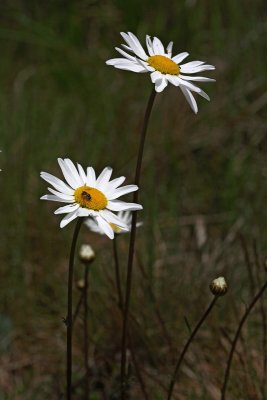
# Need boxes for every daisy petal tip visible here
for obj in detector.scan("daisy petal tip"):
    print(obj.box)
[60,220,68,229]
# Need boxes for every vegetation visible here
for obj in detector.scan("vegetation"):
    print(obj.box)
[0,1,267,398]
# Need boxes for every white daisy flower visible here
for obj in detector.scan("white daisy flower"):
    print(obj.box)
[40,158,143,239]
[106,32,215,113]
[85,210,143,236]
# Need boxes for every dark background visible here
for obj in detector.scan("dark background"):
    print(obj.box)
[0,1,267,398]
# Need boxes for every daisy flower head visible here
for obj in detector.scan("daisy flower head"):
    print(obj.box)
[85,210,143,236]
[106,32,215,113]
[40,158,143,239]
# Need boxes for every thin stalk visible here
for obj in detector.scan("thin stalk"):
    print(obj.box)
[137,254,174,353]
[113,236,149,399]
[129,334,150,400]
[83,262,90,399]
[113,235,123,309]
[120,88,156,399]
[67,218,83,400]
[167,296,218,400]
[239,235,255,297]
[73,291,84,325]
[221,280,267,400]
[253,240,267,396]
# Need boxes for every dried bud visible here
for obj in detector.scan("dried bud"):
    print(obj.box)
[79,244,95,264]
[210,277,228,296]
[76,279,85,291]
[264,257,267,271]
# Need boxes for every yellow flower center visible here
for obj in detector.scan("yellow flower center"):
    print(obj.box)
[147,55,180,75]
[74,186,107,211]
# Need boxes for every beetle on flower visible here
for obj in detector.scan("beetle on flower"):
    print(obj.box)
[106,32,215,113]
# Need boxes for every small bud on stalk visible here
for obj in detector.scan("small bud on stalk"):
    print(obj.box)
[76,279,85,291]
[79,244,95,264]
[210,276,228,296]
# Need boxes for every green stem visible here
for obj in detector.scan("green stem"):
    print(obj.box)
[221,280,267,400]
[167,296,218,400]
[120,88,156,399]
[83,262,90,399]
[113,235,123,309]
[67,218,83,400]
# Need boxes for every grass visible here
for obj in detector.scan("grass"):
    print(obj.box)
[0,0,267,398]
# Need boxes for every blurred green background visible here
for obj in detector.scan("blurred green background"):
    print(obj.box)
[0,0,267,399]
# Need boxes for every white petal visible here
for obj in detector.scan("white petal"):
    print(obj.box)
[172,52,189,63]
[166,41,173,57]
[64,159,83,186]
[115,47,137,61]
[99,209,129,229]
[121,44,133,52]
[181,61,205,68]
[107,200,143,212]
[106,58,138,66]
[150,71,162,83]
[176,77,201,93]
[155,77,168,93]
[112,63,148,73]
[166,75,179,86]
[96,167,113,189]
[48,187,75,201]
[77,208,92,217]
[40,194,71,203]
[86,167,96,186]
[135,58,154,71]
[146,35,154,56]
[127,32,148,60]
[152,37,165,55]
[40,172,73,195]
[178,78,210,100]
[96,216,114,239]
[105,176,126,191]
[77,164,87,185]
[60,210,79,228]
[84,218,104,234]
[120,32,147,60]
[179,74,215,82]
[180,64,215,74]
[107,184,138,200]
[180,86,198,114]
[197,88,210,101]
[58,158,79,189]
[54,203,80,215]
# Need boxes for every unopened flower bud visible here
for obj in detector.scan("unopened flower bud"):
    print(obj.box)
[76,279,85,291]
[79,244,95,264]
[210,277,228,296]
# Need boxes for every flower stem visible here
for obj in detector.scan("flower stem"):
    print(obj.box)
[113,235,123,309]
[221,280,267,400]
[120,88,156,399]
[113,236,149,400]
[67,218,83,400]
[83,261,90,399]
[167,296,218,400]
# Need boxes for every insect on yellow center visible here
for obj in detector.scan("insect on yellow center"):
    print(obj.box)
[147,55,180,75]
[74,186,107,211]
